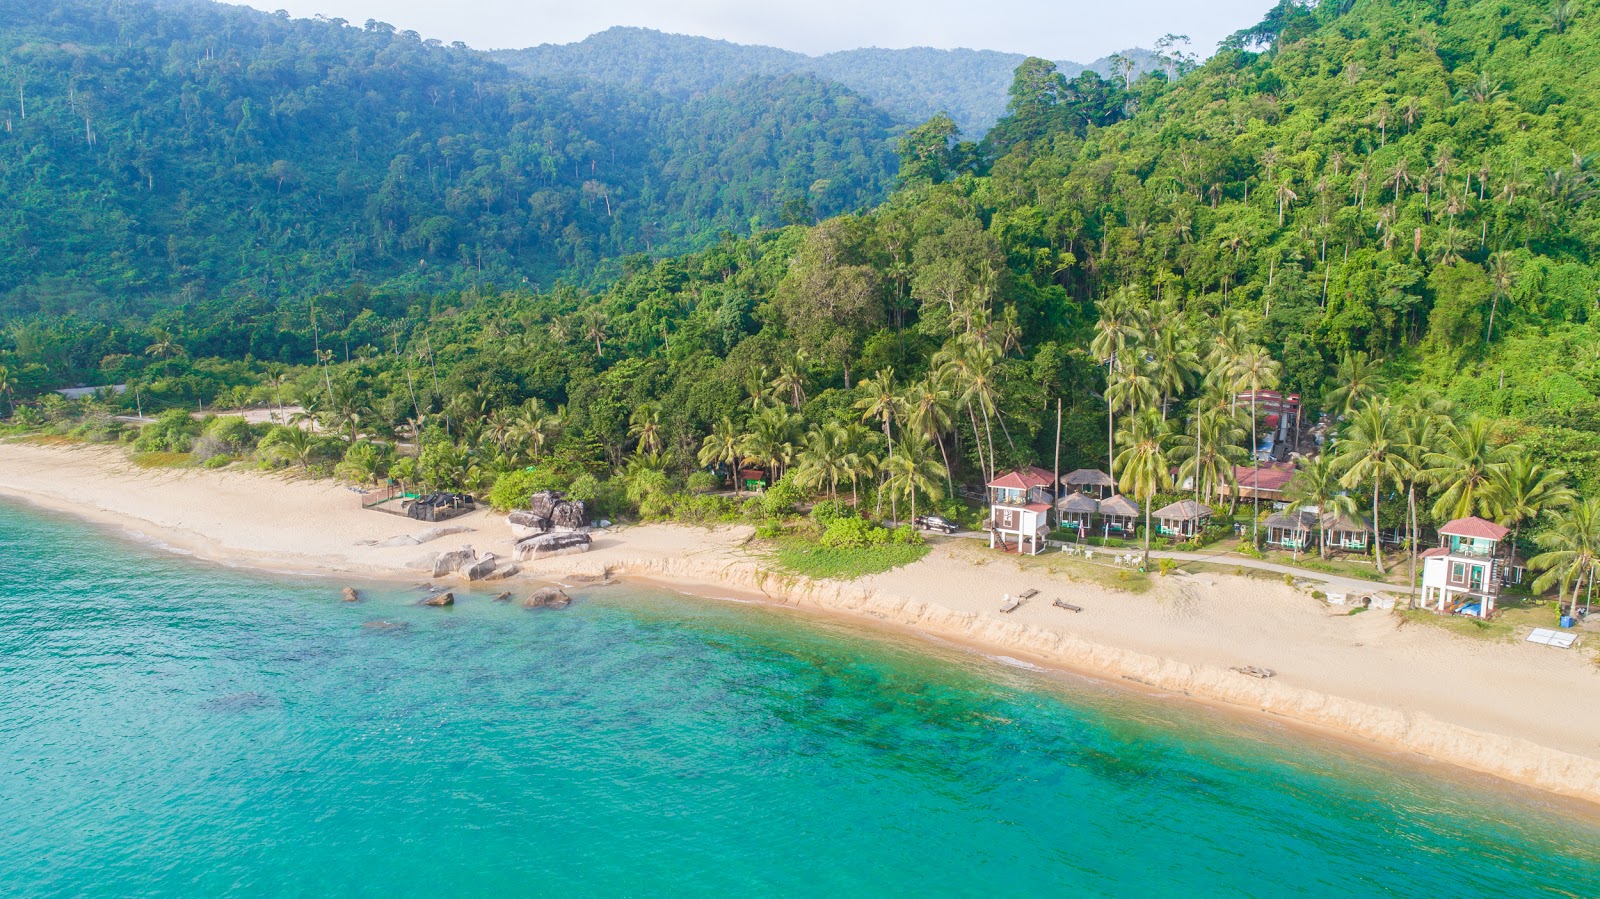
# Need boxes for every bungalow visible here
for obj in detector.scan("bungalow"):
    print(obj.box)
[1419,516,1512,618]
[1096,495,1140,537]
[1057,492,1098,532]
[1263,509,1318,551]
[988,468,1055,556]
[1320,513,1371,553]
[1228,462,1297,505]
[1154,499,1212,538]
[1061,468,1116,499]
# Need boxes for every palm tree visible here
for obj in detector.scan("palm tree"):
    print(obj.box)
[628,404,664,456]
[1422,416,1515,521]
[796,423,851,502]
[771,352,808,409]
[1283,454,1360,560]
[1396,397,1445,592]
[882,431,947,523]
[512,399,561,462]
[740,404,800,481]
[1230,345,1281,539]
[1149,313,1200,420]
[1114,409,1174,566]
[1530,500,1600,616]
[144,330,184,359]
[0,365,14,417]
[277,426,317,473]
[1491,455,1575,552]
[1092,288,1147,477]
[1337,399,1414,574]
[1485,250,1516,345]
[902,375,956,493]
[1173,393,1247,514]
[839,422,880,507]
[855,367,899,455]
[698,416,743,494]
[1105,359,1159,481]
[1323,351,1384,418]
[580,309,609,357]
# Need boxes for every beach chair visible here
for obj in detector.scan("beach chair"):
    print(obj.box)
[999,595,1021,613]
[1018,589,1039,600]
[1052,599,1083,613]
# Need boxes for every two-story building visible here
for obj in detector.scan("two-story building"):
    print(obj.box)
[1419,516,1512,618]
[987,467,1055,556]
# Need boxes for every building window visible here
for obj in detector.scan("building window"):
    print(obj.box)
[1451,562,1465,581]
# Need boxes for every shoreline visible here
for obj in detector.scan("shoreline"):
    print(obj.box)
[5,439,1600,806]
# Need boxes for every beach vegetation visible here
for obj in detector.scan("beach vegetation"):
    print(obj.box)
[771,535,929,580]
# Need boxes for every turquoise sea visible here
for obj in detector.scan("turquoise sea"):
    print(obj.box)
[2,500,1599,896]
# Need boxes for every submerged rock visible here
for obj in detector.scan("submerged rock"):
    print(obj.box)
[341,587,361,603]
[362,619,410,630]
[493,591,513,602]
[420,591,455,607]
[523,587,571,609]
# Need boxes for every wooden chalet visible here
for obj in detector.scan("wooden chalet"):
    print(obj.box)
[1056,492,1099,532]
[1154,499,1212,538]
[1096,494,1140,537]
[1060,468,1115,499]
[1263,509,1318,551]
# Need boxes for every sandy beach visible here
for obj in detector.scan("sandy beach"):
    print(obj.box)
[5,438,1600,805]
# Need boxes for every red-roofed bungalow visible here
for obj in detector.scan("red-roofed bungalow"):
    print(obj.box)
[1420,516,1514,617]
[987,468,1055,555]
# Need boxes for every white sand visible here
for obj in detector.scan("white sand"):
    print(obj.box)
[4,439,1600,804]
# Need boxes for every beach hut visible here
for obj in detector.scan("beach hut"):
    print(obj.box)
[1419,516,1512,617]
[1263,509,1318,551]
[1320,513,1370,553]
[1096,494,1139,537]
[1228,462,1297,505]
[1153,500,1212,539]
[1061,468,1115,499]
[1057,492,1098,532]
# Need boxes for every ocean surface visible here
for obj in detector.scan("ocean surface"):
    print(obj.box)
[2,500,1599,896]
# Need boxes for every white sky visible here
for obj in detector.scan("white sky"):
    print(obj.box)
[227,0,1278,60]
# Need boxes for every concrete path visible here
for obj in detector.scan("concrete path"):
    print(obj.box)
[1145,548,1414,596]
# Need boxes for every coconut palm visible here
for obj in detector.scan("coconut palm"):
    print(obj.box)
[580,308,609,357]
[1230,345,1281,538]
[1114,409,1175,566]
[1283,454,1360,560]
[771,352,808,409]
[1337,399,1414,574]
[1149,312,1200,420]
[1422,415,1515,521]
[1092,287,1149,477]
[882,431,947,523]
[739,404,800,481]
[1105,359,1159,479]
[839,422,880,507]
[277,426,317,473]
[511,399,562,462]
[936,342,1002,483]
[1173,392,1247,514]
[796,423,852,502]
[1395,397,1446,591]
[855,367,900,455]
[0,365,13,416]
[628,404,664,456]
[1323,351,1384,418]
[1491,455,1575,552]
[698,416,744,493]
[902,374,956,493]
[144,330,184,359]
[1529,499,1600,616]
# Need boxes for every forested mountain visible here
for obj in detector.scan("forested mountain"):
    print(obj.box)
[491,27,1159,136]
[0,0,898,319]
[8,0,1600,574]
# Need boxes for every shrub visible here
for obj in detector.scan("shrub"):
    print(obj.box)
[819,516,890,549]
[202,453,233,469]
[686,471,720,494]
[761,472,808,518]
[890,524,924,545]
[202,416,258,453]
[488,468,541,512]
[335,441,393,486]
[134,409,200,453]
[1157,558,1176,575]
[809,499,853,527]
[755,519,785,539]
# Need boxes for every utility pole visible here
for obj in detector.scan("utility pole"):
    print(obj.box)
[1053,398,1062,530]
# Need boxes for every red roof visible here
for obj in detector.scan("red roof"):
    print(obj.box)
[1023,502,1053,513]
[1421,547,1450,558]
[1234,463,1296,492]
[1438,517,1509,541]
[988,467,1056,490]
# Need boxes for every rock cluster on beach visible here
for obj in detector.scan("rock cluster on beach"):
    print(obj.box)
[523,587,571,609]
[408,545,520,582]
[513,532,591,562]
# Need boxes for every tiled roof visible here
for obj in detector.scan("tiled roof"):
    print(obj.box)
[987,467,1056,490]
[1234,463,1297,491]
[1421,547,1451,558]
[1438,517,1510,541]
[1023,503,1054,513]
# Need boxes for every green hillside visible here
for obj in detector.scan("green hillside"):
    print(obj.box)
[492,27,1160,136]
[0,0,898,318]
[7,0,1600,590]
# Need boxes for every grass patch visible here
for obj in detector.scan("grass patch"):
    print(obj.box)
[1396,599,1557,643]
[950,540,1153,593]
[132,451,193,469]
[770,537,929,580]
[13,434,86,446]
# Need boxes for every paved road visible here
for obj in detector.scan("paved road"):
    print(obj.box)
[1145,548,1414,596]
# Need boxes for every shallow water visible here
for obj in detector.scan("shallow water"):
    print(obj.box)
[2,500,1597,896]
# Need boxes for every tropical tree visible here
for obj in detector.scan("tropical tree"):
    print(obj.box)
[840,422,880,507]
[1173,392,1247,515]
[1105,359,1159,479]
[628,404,664,456]
[796,423,852,501]
[1491,455,1575,551]
[1336,399,1414,574]
[1529,500,1600,616]
[1113,408,1174,566]
[144,330,184,359]
[697,416,743,493]
[1422,416,1515,521]
[855,367,899,454]
[580,309,609,357]
[1283,454,1360,560]
[1092,287,1148,478]
[740,404,800,481]
[0,365,13,416]
[771,352,808,409]
[1229,344,1281,537]
[882,431,947,523]
[1323,351,1384,418]
[901,374,956,492]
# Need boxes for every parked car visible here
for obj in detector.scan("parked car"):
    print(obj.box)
[915,514,959,534]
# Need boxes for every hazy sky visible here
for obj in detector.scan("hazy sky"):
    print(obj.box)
[229,0,1277,60]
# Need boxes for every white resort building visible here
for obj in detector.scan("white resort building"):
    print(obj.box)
[1419,516,1514,618]
[987,467,1055,555]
